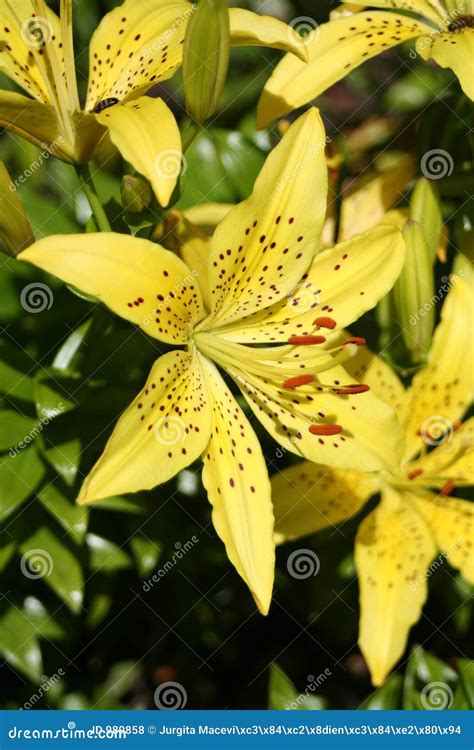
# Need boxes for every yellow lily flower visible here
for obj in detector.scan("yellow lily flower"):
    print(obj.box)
[19,110,406,614]
[0,161,34,255]
[0,0,307,205]
[258,0,474,127]
[271,277,473,684]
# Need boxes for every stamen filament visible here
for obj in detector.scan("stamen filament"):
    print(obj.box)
[60,0,80,111]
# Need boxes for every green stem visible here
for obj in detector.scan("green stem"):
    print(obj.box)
[75,163,112,232]
[182,120,201,152]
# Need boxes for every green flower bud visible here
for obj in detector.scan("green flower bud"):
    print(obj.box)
[394,220,435,364]
[121,175,152,213]
[410,178,443,263]
[182,0,230,124]
[0,162,34,256]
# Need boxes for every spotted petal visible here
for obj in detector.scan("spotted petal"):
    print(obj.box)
[411,491,474,584]
[417,29,474,101]
[408,417,474,488]
[216,224,405,344]
[78,349,212,504]
[223,354,405,473]
[199,109,327,331]
[96,96,181,207]
[400,278,473,461]
[85,1,307,111]
[18,233,205,345]
[271,462,378,543]
[200,357,275,614]
[257,11,432,127]
[356,486,437,686]
[343,340,406,413]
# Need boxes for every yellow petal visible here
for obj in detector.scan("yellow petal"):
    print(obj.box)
[343,340,406,413]
[400,278,474,460]
[356,486,437,686]
[200,356,275,614]
[0,91,103,163]
[184,203,233,235]
[257,12,432,127]
[0,162,34,256]
[0,1,61,102]
[18,233,205,345]
[78,349,212,504]
[216,224,405,344]
[96,96,181,207]
[85,0,193,110]
[408,417,474,488]
[411,491,474,584]
[161,212,212,311]
[417,28,474,101]
[228,8,308,62]
[353,0,446,23]
[271,461,377,543]
[338,156,415,241]
[197,109,327,332]
[224,355,405,473]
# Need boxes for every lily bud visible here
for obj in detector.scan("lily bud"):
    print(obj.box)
[393,220,435,363]
[0,163,34,256]
[410,178,443,263]
[121,175,152,213]
[182,0,230,124]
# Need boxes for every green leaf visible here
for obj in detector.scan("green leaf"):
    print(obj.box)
[94,661,143,708]
[360,673,403,709]
[410,178,443,263]
[38,483,88,543]
[22,596,67,641]
[87,533,132,572]
[457,660,474,709]
[0,357,35,402]
[268,663,326,710]
[0,410,40,451]
[33,378,75,421]
[41,438,81,487]
[0,446,45,521]
[0,535,16,571]
[130,533,162,577]
[403,646,458,710]
[0,604,43,681]
[19,526,84,614]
